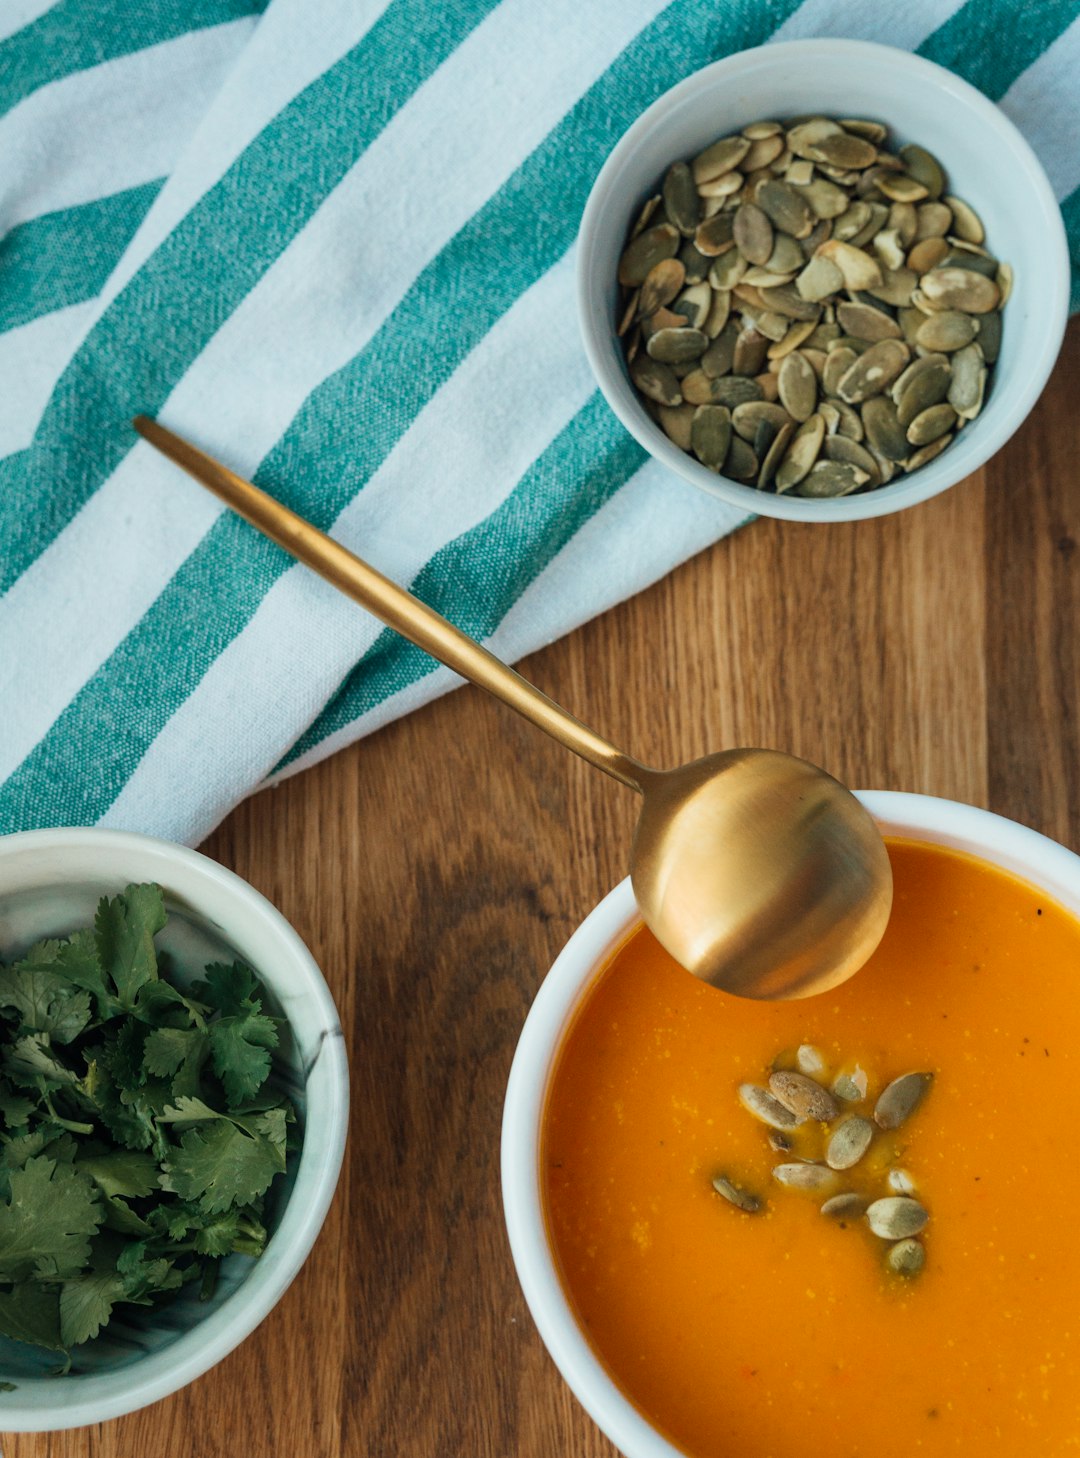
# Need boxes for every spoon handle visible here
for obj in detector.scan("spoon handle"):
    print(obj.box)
[133,416,649,792]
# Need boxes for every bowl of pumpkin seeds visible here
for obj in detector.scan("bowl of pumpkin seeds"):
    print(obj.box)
[577,39,1070,520]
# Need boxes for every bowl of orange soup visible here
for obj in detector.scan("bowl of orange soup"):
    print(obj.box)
[502,792,1080,1458]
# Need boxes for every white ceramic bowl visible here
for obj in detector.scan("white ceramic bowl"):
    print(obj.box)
[0,829,349,1431]
[577,39,1070,522]
[502,791,1080,1457]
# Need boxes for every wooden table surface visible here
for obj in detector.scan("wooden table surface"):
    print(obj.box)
[8,320,1078,1457]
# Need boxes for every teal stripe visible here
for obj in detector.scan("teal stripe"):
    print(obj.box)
[1060,186,1080,311]
[918,0,1080,98]
[0,0,264,117]
[0,0,498,596]
[279,394,650,770]
[0,181,163,333]
[0,0,802,835]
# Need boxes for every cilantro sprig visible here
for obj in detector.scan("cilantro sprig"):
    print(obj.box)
[0,884,295,1359]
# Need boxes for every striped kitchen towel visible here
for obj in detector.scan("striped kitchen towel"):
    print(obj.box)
[1,0,1078,847]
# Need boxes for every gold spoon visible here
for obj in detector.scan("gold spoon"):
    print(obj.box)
[134,415,891,1000]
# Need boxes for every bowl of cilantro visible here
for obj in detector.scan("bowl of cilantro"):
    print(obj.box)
[0,828,348,1431]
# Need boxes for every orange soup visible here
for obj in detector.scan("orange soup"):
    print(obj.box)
[543,839,1080,1457]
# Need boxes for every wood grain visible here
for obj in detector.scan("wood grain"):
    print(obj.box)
[6,318,1078,1458]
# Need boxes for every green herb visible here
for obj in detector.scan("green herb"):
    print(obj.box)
[0,884,294,1358]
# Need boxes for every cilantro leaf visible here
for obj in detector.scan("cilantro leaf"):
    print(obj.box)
[0,1156,102,1280]
[194,962,263,1017]
[58,1273,125,1348]
[94,884,166,1006]
[75,1149,160,1201]
[3,1032,77,1089]
[0,964,92,1045]
[143,1026,209,1098]
[208,1011,277,1106]
[0,1083,34,1127]
[0,1282,63,1352]
[161,1121,284,1214]
[52,929,116,1019]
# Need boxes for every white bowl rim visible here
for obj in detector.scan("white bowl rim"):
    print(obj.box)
[576,37,1072,523]
[0,827,350,1431]
[502,791,1080,1458]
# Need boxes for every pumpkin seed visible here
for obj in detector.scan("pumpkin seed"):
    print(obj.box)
[978,309,1002,364]
[796,1044,827,1077]
[823,345,857,397]
[732,400,793,441]
[796,460,869,497]
[733,202,775,266]
[832,1068,868,1102]
[768,1069,838,1122]
[886,1238,925,1276]
[889,200,918,246]
[725,435,759,481]
[862,395,909,461]
[823,434,880,484]
[907,235,949,273]
[876,171,929,203]
[671,281,712,330]
[872,227,906,271]
[678,239,711,284]
[825,1115,875,1170]
[947,343,986,418]
[773,1162,838,1192]
[701,319,740,377]
[899,143,945,199]
[833,201,873,243]
[658,403,695,451]
[738,1081,802,1129]
[768,319,818,361]
[787,117,844,158]
[758,179,814,238]
[743,132,785,171]
[683,370,763,408]
[638,258,687,318]
[874,1072,933,1130]
[757,420,795,489]
[692,134,751,185]
[733,325,770,375]
[905,433,953,470]
[893,350,949,404]
[630,354,681,406]
[887,1168,918,1195]
[920,267,999,312]
[691,404,733,470]
[640,305,687,341]
[619,223,679,286]
[775,414,825,492]
[713,1174,762,1213]
[836,339,910,403]
[795,253,844,303]
[817,240,883,291]
[777,351,817,422]
[768,1129,794,1153]
[821,1192,868,1220]
[840,118,887,144]
[629,194,661,240]
[793,178,852,221]
[617,289,639,337]
[743,119,782,141]
[806,132,878,169]
[837,301,901,342]
[662,162,699,237]
[766,233,805,276]
[866,1196,929,1240]
[942,247,998,279]
[906,402,957,446]
[647,326,708,365]
[710,249,748,291]
[944,194,984,244]
[914,310,978,353]
[697,169,745,200]
[695,213,737,258]
[914,200,953,239]
[867,267,917,308]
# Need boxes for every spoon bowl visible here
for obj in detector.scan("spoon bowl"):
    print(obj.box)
[632,750,892,997]
[134,415,892,1000]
